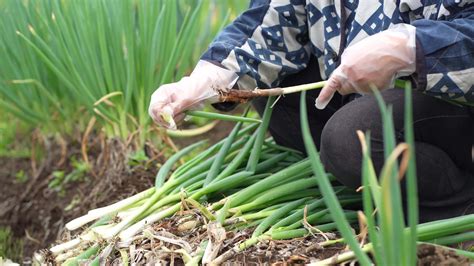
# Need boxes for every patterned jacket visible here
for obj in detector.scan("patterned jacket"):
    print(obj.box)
[201,0,474,104]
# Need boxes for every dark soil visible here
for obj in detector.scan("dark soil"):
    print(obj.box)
[226,237,345,265]
[417,244,472,266]
[0,136,158,262]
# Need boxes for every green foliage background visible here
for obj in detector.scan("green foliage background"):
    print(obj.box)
[0,0,247,148]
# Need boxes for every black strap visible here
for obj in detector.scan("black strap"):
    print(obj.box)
[338,0,348,57]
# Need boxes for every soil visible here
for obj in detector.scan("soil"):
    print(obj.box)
[0,136,158,263]
[226,237,345,265]
[417,244,472,266]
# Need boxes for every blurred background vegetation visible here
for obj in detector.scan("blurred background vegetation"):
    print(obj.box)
[0,0,247,156]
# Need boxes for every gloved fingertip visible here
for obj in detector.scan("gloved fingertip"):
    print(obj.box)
[315,89,336,109]
[315,81,337,110]
[315,97,330,110]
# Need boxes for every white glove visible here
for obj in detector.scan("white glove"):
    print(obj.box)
[148,60,238,129]
[315,24,417,109]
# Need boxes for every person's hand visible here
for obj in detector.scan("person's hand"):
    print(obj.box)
[148,61,238,129]
[315,24,417,109]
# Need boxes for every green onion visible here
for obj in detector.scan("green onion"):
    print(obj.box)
[63,244,100,266]
[246,96,275,172]
[403,82,419,266]
[155,140,207,187]
[186,110,262,124]
[204,119,243,186]
[299,91,371,265]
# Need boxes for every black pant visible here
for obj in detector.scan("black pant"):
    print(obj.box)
[253,57,474,222]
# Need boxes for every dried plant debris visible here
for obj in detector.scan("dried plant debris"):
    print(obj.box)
[42,210,344,265]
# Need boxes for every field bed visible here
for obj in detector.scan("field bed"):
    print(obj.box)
[1,143,472,264]
[5,102,469,265]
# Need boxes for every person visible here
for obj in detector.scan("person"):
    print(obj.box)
[149,1,474,223]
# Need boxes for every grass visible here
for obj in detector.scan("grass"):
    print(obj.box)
[0,118,30,158]
[0,227,23,262]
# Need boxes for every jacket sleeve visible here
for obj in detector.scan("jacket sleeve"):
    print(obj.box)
[201,0,310,90]
[410,3,474,105]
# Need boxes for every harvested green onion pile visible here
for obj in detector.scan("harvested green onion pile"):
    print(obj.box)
[38,99,356,264]
[39,96,474,265]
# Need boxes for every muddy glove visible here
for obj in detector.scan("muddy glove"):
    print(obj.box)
[148,60,238,129]
[315,24,417,109]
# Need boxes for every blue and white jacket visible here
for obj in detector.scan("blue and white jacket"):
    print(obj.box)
[202,0,474,104]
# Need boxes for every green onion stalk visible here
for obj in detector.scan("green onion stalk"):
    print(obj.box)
[310,214,474,265]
